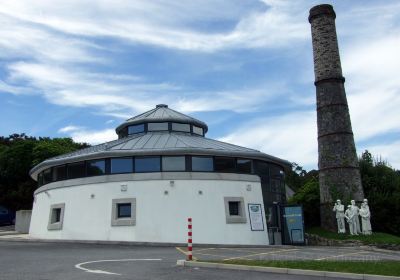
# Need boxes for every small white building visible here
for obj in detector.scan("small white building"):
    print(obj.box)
[29,105,290,245]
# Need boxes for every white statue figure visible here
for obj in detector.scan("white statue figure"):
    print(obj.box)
[345,205,358,235]
[363,198,370,212]
[333,199,346,233]
[360,199,372,235]
[350,200,361,234]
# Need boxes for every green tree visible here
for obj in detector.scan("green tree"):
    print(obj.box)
[359,150,400,235]
[289,150,400,235]
[0,134,89,210]
[288,176,320,227]
[285,162,318,191]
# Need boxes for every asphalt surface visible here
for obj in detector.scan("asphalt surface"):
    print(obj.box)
[1,241,387,280]
[185,246,400,262]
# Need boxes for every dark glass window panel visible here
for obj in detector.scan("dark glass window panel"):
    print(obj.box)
[128,124,145,135]
[171,123,190,132]
[52,208,61,223]
[192,126,203,135]
[265,204,279,227]
[191,156,213,171]
[53,165,66,181]
[38,172,43,186]
[67,162,86,179]
[117,203,131,218]
[271,179,282,193]
[270,165,284,178]
[119,127,128,138]
[237,159,252,173]
[228,201,240,216]
[148,122,168,131]
[162,156,185,171]
[87,160,106,176]
[214,157,236,172]
[135,157,161,172]
[111,158,133,174]
[43,168,53,185]
[254,161,270,177]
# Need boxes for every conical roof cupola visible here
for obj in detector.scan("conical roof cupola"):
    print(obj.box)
[115,104,208,138]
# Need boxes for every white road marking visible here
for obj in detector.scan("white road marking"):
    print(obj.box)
[75,258,162,275]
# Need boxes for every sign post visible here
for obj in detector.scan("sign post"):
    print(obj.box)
[187,218,193,261]
[248,203,264,231]
[280,205,305,245]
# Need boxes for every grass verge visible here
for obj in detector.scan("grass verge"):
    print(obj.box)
[307,227,400,245]
[210,260,400,277]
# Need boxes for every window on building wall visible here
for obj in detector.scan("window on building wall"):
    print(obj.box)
[270,165,284,179]
[87,159,106,176]
[42,168,53,185]
[270,164,285,195]
[224,197,246,224]
[67,162,86,179]
[53,165,66,181]
[135,157,161,172]
[148,122,168,131]
[47,203,65,230]
[191,156,213,171]
[162,156,185,171]
[171,123,190,132]
[254,161,270,178]
[111,198,136,226]
[215,157,236,173]
[111,158,133,174]
[192,126,203,136]
[128,124,145,135]
[228,201,240,216]
[37,172,43,186]
[119,127,128,138]
[237,159,252,174]
[117,203,131,218]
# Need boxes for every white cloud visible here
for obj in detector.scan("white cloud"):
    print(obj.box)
[342,34,400,144]
[220,28,400,170]
[220,27,400,170]
[58,125,83,133]
[360,141,400,170]
[220,111,318,168]
[2,61,283,117]
[0,15,101,64]
[0,80,33,95]
[58,125,116,144]
[1,0,399,171]
[0,0,309,52]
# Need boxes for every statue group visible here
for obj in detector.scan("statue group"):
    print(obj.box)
[333,198,372,235]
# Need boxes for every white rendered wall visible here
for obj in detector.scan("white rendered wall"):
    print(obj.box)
[30,178,269,245]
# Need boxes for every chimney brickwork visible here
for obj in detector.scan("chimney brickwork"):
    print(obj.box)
[309,4,364,231]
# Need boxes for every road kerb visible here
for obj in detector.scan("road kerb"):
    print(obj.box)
[176,260,400,280]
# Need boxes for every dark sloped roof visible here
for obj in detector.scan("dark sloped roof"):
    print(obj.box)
[115,104,208,134]
[30,132,290,178]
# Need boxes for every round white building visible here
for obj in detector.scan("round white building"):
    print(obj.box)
[29,105,290,245]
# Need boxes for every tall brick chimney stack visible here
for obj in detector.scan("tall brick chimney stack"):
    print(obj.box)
[308,4,364,231]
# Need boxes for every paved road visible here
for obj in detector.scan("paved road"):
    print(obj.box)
[185,246,400,262]
[0,241,398,280]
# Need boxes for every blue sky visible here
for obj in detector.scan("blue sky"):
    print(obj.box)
[1,0,399,170]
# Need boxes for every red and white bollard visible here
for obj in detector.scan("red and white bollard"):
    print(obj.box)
[187,217,193,261]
